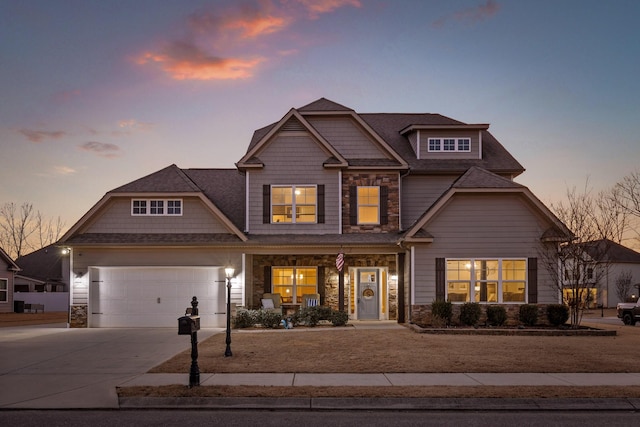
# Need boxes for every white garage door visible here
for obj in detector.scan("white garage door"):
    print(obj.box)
[89,267,226,328]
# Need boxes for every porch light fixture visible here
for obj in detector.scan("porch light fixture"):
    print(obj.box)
[224,267,235,357]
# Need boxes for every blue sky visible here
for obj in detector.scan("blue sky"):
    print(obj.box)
[1,0,639,243]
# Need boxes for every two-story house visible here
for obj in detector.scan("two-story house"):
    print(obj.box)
[1,246,20,313]
[59,98,571,327]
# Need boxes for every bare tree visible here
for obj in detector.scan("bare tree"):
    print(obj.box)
[539,183,617,328]
[0,202,66,259]
[614,170,640,246]
[615,269,634,303]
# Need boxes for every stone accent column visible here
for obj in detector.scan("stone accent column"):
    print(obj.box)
[69,305,88,328]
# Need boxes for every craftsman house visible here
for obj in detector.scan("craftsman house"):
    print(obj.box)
[59,98,571,327]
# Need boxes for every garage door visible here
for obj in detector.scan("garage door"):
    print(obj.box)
[89,267,226,328]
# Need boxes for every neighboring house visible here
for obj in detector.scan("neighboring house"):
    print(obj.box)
[0,246,20,313]
[562,239,640,308]
[14,244,70,312]
[59,98,571,328]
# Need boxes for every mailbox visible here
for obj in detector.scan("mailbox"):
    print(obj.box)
[178,315,200,335]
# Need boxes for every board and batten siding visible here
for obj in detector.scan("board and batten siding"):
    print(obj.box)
[84,197,229,234]
[306,117,388,159]
[412,193,558,304]
[401,175,457,228]
[247,133,339,234]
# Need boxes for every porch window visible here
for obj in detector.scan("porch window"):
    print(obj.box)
[0,278,7,302]
[271,186,317,223]
[446,259,527,303]
[272,267,317,304]
[357,186,380,224]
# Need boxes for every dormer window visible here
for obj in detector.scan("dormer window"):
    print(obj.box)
[428,138,471,152]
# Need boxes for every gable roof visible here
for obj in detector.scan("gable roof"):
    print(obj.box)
[580,239,640,263]
[111,164,201,193]
[15,244,63,283]
[403,167,572,242]
[0,246,20,272]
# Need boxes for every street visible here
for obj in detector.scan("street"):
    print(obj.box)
[0,410,635,426]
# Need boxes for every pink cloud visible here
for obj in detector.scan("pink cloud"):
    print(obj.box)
[432,0,501,28]
[18,129,66,143]
[295,0,362,18]
[79,141,122,158]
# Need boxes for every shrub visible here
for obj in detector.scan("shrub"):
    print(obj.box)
[298,306,321,327]
[486,305,508,326]
[234,309,259,328]
[546,304,569,326]
[258,310,283,329]
[519,304,539,326]
[459,302,482,326]
[330,310,349,326]
[317,305,333,320]
[431,300,453,326]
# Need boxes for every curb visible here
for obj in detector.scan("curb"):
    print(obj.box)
[119,396,640,411]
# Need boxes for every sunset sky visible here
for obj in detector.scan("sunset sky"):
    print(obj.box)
[1,0,639,247]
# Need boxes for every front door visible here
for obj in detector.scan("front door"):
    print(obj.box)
[358,269,379,320]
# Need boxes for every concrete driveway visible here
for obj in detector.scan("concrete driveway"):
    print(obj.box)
[0,324,222,409]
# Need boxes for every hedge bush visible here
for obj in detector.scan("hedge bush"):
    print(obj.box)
[486,305,507,326]
[258,310,283,329]
[519,304,539,326]
[431,300,453,326]
[234,309,260,328]
[459,302,482,326]
[546,304,569,326]
[330,310,349,326]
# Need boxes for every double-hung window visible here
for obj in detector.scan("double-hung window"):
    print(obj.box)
[0,279,7,302]
[272,267,318,304]
[271,185,317,223]
[131,199,182,216]
[357,186,380,224]
[446,259,526,303]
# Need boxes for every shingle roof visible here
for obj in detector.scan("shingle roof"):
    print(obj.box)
[15,244,62,282]
[453,167,525,189]
[582,239,640,263]
[111,164,200,193]
[64,233,245,245]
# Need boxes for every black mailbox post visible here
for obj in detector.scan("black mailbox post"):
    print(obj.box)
[178,296,201,387]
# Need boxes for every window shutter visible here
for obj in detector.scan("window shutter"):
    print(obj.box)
[349,186,357,225]
[263,185,270,224]
[263,266,272,294]
[436,257,445,301]
[528,257,538,303]
[317,185,325,224]
[317,266,325,304]
[380,186,388,225]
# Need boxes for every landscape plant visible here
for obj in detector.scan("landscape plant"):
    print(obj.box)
[459,302,481,326]
[519,304,539,326]
[485,305,507,326]
[546,304,569,326]
[430,300,453,327]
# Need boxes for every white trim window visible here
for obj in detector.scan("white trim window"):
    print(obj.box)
[357,186,380,224]
[271,185,317,223]
[428,138,471,152]
[131,199,182,216]
[446,259,527,303]
[272,267,318,304]
[0,278,7,302]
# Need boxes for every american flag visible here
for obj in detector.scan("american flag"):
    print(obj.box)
[336,252,344,272]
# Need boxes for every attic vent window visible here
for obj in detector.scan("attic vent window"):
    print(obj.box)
[428,138,471,152]
[131,199,182,216]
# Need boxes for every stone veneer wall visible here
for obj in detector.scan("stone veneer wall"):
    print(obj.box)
[410,303,556,327]
[70,305,88,328]
[253,254,398,320]
[342,173,399,233]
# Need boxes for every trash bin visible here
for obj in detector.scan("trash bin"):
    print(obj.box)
[14,300,24,313]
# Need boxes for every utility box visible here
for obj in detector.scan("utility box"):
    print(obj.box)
[178,315,200,335]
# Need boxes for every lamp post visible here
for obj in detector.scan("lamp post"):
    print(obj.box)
[224,267,235,357]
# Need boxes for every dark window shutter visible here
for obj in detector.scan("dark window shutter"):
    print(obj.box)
[263,266,272,294]
[349,186,357,225]
[380,186,388,225]
[263,185,270,224]
[436,257,445,301]
[317,185,325,224]
[317,266,325,304]
[528,257,538,303]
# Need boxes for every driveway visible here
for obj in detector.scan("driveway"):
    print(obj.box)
[0,325,222,408]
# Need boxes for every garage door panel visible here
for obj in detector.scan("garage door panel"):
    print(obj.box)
[91,267,225,328]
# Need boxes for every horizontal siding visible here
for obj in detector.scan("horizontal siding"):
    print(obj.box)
[307,117,387,159]
[85,197,229,234]
[401,175,457,228]
[412,193,558,305]
[249,134,339,234]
